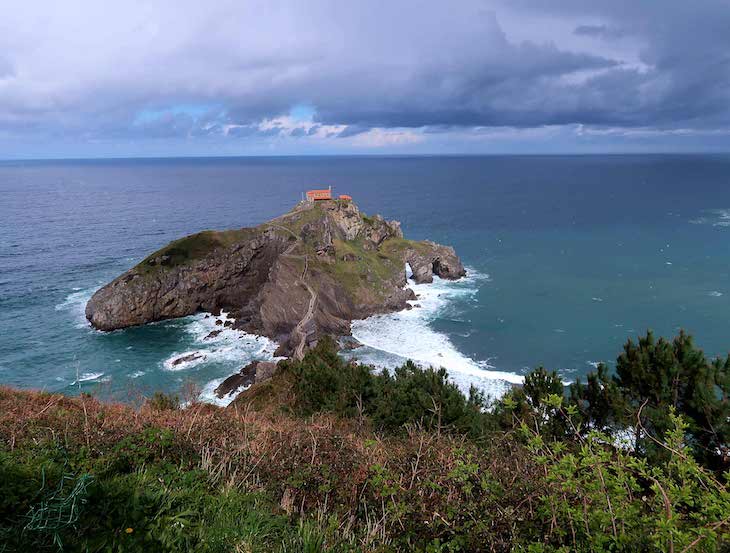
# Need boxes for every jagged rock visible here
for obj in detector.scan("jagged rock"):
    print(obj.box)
[170,352,205,367]
[407,242,466,284]
[254,361,278,382]
[204,329,223,340]
[215,363,257,397]
[339,336,362,350]
[86,198,465,357]
[214,360,279,399]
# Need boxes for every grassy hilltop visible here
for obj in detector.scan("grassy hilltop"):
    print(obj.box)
[137,200,429,302]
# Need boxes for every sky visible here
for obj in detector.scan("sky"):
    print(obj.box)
[1,0,730,159]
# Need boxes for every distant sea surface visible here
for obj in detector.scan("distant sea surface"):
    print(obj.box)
[2,155,730,401]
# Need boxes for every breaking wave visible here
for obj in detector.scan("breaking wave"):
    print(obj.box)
[198,377,251,407]
[160,311,280,405]
[55,287,98,328]
[162,312,279,372]
[691,208,730,228]
[69,372,105,385]
[350,267,523,399]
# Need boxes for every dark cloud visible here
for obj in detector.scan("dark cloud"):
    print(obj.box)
[0,0,729,155]
[573,25,626,40]
[504,0,730,129]
[336,125,368,138]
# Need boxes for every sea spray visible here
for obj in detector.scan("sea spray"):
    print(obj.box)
[55,286,99,329]
[198,377,252,407]
[160,311,280,404]
[350,267,523,399]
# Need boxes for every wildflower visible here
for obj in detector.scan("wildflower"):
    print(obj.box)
[125,527,134,534]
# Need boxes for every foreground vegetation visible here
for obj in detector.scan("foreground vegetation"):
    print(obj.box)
[1,332,729,551]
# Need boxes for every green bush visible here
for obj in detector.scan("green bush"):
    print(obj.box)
[284,337,492,436]
[147,391,180,411]
[569,330,730,470]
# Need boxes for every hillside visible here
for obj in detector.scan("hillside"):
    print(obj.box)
[1,333,729,552]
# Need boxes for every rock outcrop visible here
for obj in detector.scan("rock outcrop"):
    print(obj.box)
[214,360,279,399]
[86,198,465,355]
[407,241,466,284]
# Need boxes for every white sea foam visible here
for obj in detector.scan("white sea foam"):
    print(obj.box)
[162,311,280,373]
[713,209,730,226]
[70,372,104,385]
[198,377,252,407]
[128,370,146,379]
[709,291,724,297]
[55,287,98,328]
[163,350,209,371]
[350,266,523,399]
[158,311,282,406]
[691,209,730,228]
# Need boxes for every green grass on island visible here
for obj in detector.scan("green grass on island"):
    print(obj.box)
[137,228,258,275]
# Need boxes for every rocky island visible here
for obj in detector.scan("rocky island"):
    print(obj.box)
[86,195,465,370]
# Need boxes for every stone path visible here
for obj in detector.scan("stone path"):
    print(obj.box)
[266,223,318,360]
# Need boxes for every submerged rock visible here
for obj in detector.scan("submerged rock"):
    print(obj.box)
[339,336,363,350]
[170,352,205,367]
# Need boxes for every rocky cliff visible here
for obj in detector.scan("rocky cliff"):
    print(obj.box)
[86,199,465,356]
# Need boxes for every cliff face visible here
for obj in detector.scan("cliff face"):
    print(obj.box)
[85,199,465,355]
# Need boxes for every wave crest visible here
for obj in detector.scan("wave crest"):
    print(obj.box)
[350,267,523,399]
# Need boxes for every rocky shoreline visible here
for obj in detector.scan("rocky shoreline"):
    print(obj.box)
[85,198,466,400]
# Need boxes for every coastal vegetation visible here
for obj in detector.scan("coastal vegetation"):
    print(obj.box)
[1,331,729,551]
[139,228,257,274]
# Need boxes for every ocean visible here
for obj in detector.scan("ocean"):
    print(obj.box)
[2,155,730,402]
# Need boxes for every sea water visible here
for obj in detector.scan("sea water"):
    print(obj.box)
[2,155,730,403]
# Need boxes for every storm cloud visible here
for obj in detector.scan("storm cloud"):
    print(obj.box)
[1,0,729,156]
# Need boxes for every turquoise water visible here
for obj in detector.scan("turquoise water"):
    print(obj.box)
[2,155,730,400]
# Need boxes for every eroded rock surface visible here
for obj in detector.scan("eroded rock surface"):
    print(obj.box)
[214,360,279,399]
[407,241,466,284]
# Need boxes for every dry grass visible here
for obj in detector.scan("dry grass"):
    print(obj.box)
[0,386,543,550]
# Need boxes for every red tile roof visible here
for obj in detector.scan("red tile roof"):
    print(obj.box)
[306,189,332,200]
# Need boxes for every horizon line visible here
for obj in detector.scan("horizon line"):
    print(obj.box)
[2,151,730,163]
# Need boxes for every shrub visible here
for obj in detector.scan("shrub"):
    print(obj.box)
[284,338,492,436]
[570,330,730,469]
[147,391,180,411]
